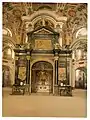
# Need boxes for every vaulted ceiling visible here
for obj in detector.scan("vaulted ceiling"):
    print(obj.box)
[3,3,87,44]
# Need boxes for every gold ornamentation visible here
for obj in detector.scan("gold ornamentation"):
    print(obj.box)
[26,56,31,60]
[18,67,26,80]
[54,56,59,60]
[35,40,52,50]
[54,43,60,49]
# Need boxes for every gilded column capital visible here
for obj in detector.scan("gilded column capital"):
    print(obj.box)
[54,56,59,61]
[26,56,31,60]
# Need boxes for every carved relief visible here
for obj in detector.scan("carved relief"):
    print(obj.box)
[35,40,52,50]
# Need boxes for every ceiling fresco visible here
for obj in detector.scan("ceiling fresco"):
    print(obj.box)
[2,3,87,44]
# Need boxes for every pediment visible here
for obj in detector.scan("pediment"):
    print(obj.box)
[34,28,53,34]
[28,26,58,35]
[27,26,59,51]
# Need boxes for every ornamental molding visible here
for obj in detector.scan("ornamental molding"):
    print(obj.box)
[22,10,67,22]
[70,38,87,50]
[23,10,67,33]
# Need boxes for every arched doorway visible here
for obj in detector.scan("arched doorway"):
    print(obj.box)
[31,61,53,93]
[75,67,87,89]
[2,65,11,87]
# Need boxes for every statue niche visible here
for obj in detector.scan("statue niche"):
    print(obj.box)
[31,61,53,93]
[37,70,50,85]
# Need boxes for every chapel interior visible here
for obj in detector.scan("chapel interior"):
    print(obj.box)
[2,2,87,95]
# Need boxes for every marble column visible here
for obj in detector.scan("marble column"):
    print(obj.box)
[26,55,31,84]
[55,57,59,85]
[54,56,59,95]
[69,59,72,86]
[71,61,75,88]
[58,29,63,47]
[15,56,19,84]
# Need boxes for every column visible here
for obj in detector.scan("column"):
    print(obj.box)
[26,55,31,84]
[69,59,72,86]
[58,29,63,47]
[54,56,59,95]
[71,62,75,88]
[66,56,69,85]
[15,56,19,84]
[55,56,59,85]
[66,53,68,84]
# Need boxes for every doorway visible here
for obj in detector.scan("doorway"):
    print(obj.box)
[2,65,11,87]
[31,61,53,93]
[75,67,87,89]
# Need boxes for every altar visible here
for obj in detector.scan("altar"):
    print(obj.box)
[14,25,72,95]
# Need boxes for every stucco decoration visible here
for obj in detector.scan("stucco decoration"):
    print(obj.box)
[3,28,12,37]
[76,28,87,38]
[3,3,87,45]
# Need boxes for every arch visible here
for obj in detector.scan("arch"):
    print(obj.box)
[2,41,15,60]
[30,58,54,93]
[37,5,52,11]
[31,58,54,68]
[2,63,15,86]
[22,10,67,22]
[2,65,11,87]
[2,37,16,61]
[76,67,87,72]
[3,43,14,52]
[3,36,16,51]
[3,46,12,52]
[3,46,12,59]
[75,67,87,89]
[31,60,53,93]
[76,28,87,38]
[72,26,87,41]
[3,27,12,37]
[31,15,56,28]
[32,61,53,70]
[70,38,87,50]
[22,10,67,32]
